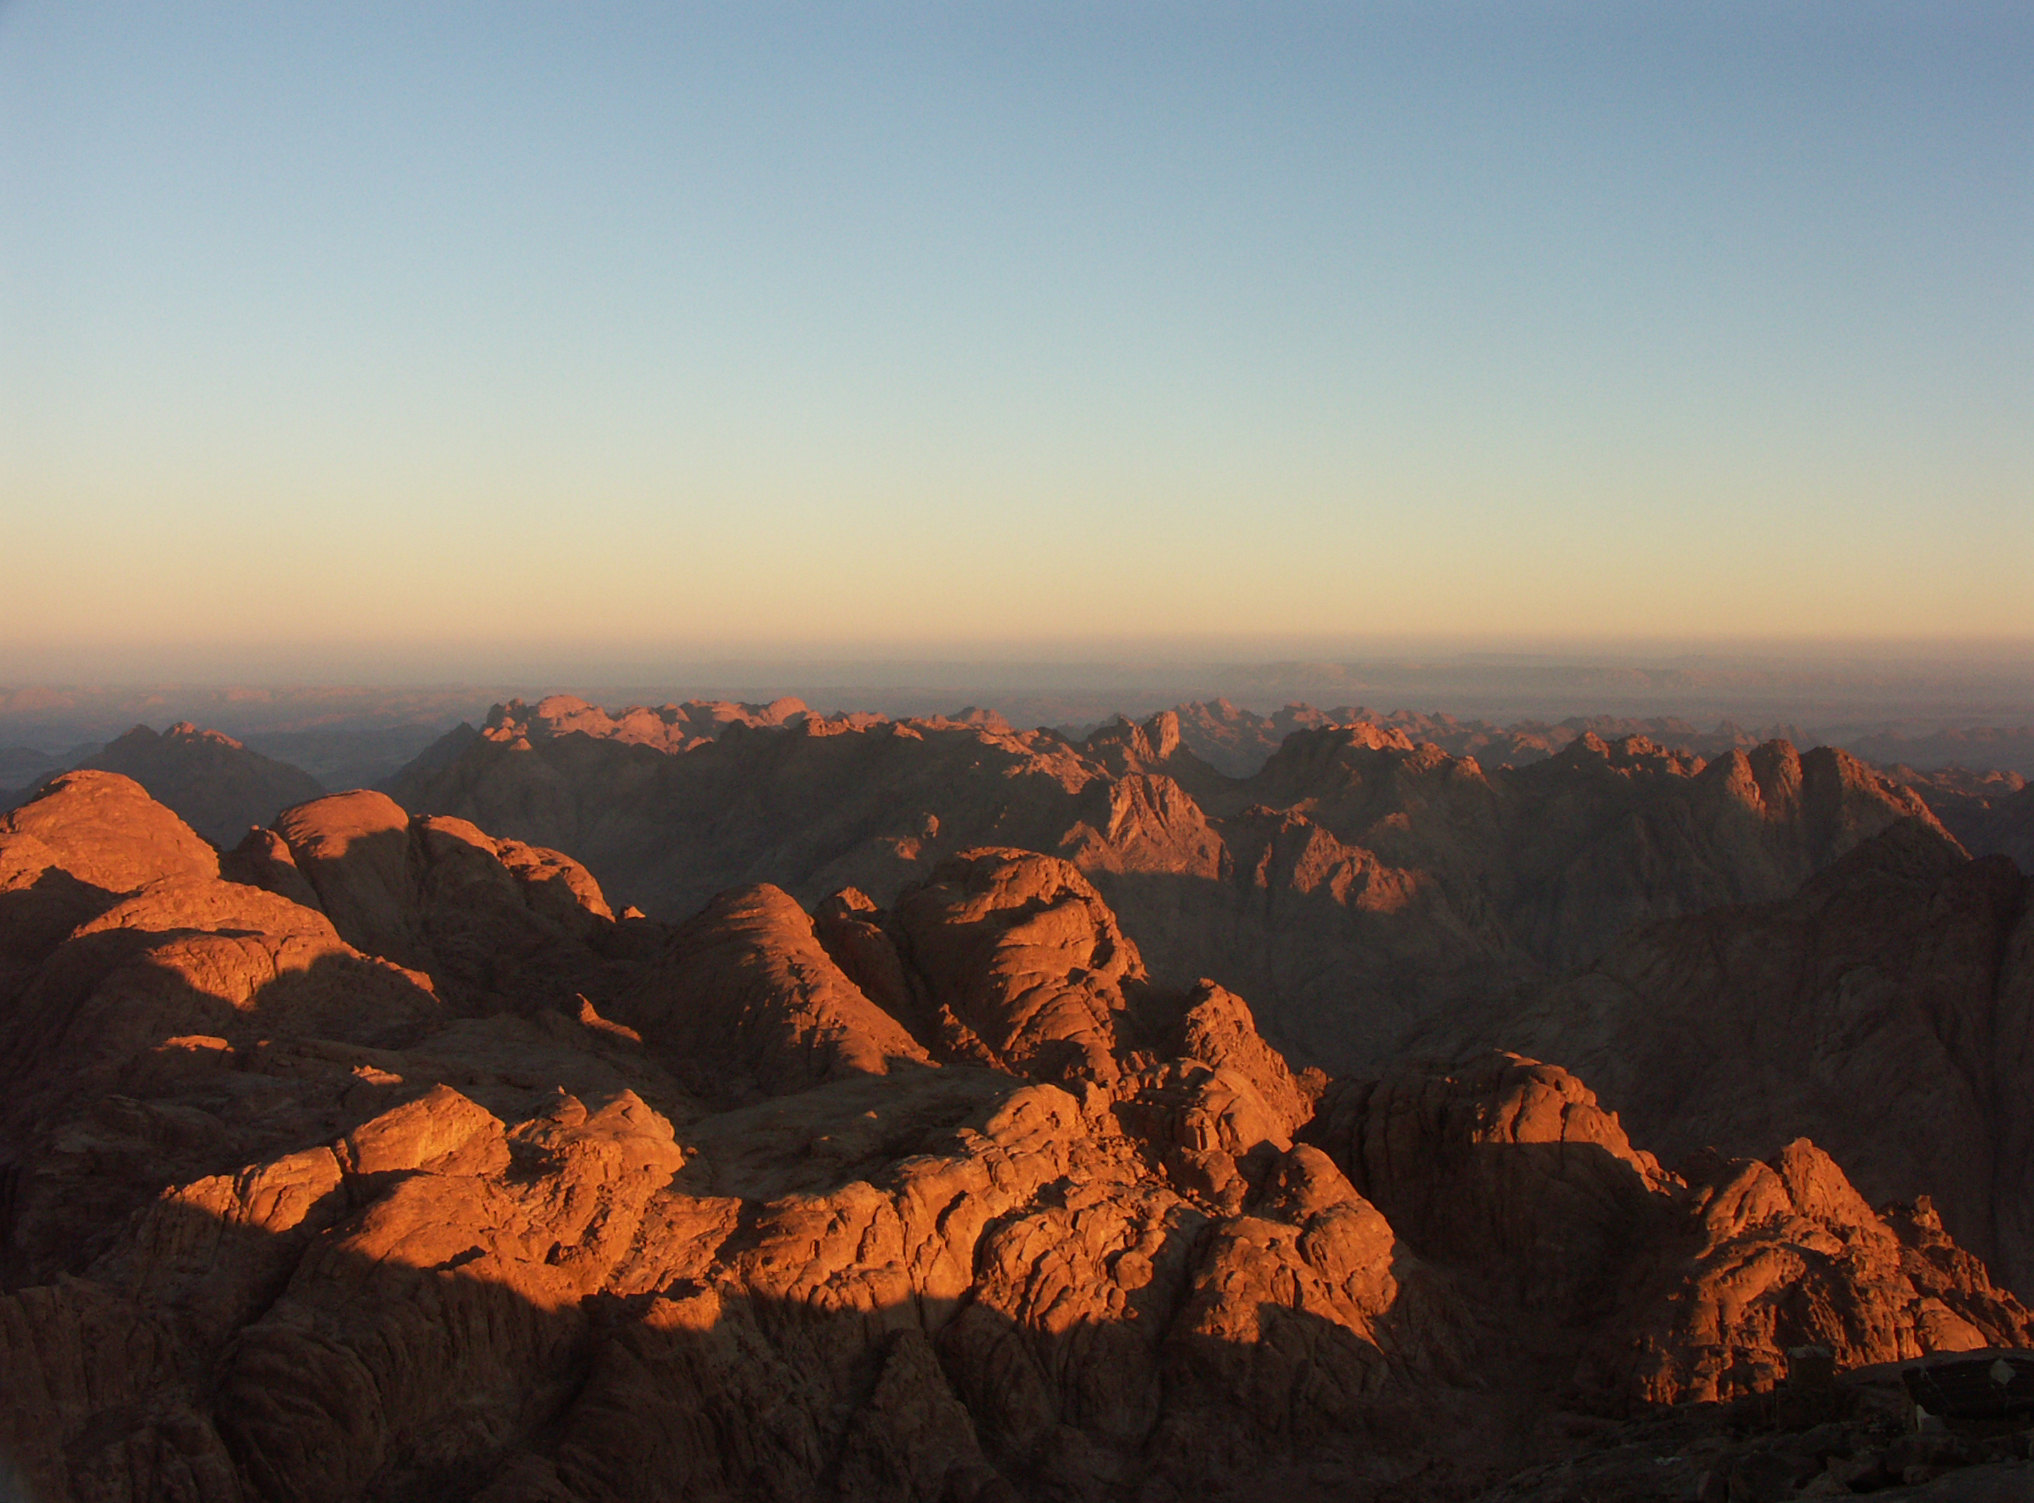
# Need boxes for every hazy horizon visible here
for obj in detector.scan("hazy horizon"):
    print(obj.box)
[4,3,2029,665]
[5,641,2033,759]
[3,0,2033,675]
[4,632,2033,689]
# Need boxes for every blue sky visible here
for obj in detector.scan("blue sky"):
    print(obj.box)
[2,2,2028,677]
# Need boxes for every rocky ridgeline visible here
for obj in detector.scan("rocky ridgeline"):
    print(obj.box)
[1,772,2028,1502]
[1156,699,1813,779]
[386,698,2034,1296]
[2,722,326,848]
[388,697,1951,1078]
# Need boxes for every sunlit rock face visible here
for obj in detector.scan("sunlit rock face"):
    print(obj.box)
[2,775,2026,1503]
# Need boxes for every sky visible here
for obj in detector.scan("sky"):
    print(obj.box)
[2,2,2029,680]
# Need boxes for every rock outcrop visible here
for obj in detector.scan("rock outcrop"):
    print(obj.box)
[1,776,2024,1503]
[243,789,618,1008]
[1457,821,2034,1296]
[390,702,1949,1081]
[68,723,326,846]
[613,882,933,1096]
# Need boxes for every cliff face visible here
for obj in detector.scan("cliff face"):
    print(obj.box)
[389,703,1949,1076]
[1,773,2023,1503]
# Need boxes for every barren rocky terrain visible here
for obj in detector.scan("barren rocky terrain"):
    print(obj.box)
[3,770,2030,1502]
[5,687,2034,1502]
[1889,767,2034,874]
[386,698,1949,1074]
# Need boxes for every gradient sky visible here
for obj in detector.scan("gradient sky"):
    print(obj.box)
[3,2,2029,678]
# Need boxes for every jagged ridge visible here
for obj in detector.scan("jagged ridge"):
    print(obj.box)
[0,772,2025,1502]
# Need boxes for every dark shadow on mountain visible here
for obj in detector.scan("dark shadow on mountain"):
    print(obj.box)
[1088,867,1528,1074]
[0,866,126,965]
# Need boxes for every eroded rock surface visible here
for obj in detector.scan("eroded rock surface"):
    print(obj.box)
[70,723,326,847]
[1,779,2024,1503]
[391,703,1948,1081]
[1459,821,2034,1294]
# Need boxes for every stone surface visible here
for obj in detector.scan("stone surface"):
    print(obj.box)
[71,723,326,847]
[390,704,1949,1084]
[2,778,2026,1502]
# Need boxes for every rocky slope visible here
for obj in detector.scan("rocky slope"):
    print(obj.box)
[1434,818,2034,1298]
[1896,766,2034,872]
[1,772,2026,1503]
[389,699,1947,1076]
[3,722,328,847]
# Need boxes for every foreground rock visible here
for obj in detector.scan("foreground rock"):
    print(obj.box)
[1,776,2025,1502]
